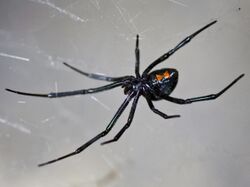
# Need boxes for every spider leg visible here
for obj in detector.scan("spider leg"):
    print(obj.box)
[5,81,126,98]
[101,92,140,145]
[164,74,244,104]
[63,62,132,82]
[38,91,135,167]
[135,35,140,78]
[142,20,217,76]
[145,96,180,119]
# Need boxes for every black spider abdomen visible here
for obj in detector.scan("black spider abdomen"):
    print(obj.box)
[147,68,178,100]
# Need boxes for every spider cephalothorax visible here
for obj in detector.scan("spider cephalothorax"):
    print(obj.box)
[6,20,244,167]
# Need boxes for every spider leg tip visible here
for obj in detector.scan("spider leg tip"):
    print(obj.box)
[100,141,107,146]
[236,73,245,81]
[37,163,45,167]
[172,115,181,118]
[100,140,115,145]
[38,161,52,167]
[5,88,14,93]
[208,20,217,26]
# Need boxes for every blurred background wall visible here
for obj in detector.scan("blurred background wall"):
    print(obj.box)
[0,0,249,187]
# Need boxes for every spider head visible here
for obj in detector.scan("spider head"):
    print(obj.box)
[122,78,142,95]
[148,68,178,97]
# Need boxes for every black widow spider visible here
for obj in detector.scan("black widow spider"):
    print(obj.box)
[6,20,244,167]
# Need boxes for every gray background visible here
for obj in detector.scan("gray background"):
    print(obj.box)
[0,0,249,187]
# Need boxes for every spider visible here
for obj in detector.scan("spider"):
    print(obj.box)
[6,20,244,167]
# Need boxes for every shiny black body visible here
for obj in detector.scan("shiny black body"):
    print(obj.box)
[5,20,244,167]
[147,68,178,100]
